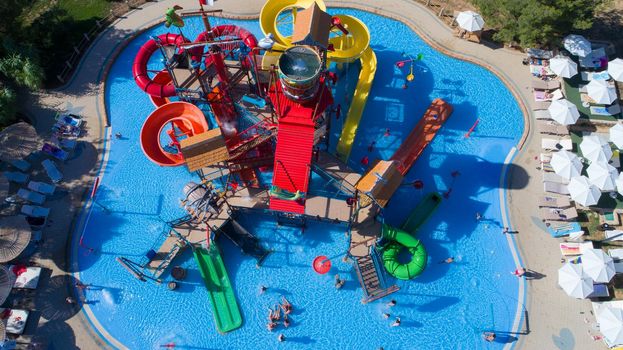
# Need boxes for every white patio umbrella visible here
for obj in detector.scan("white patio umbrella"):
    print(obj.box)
[587,162,618,191]
[587,79,617,105]
[550,56,578,78]
[598,306,623,345]
[617,172,623,196]
[582,248,615,283]
[580,135,613,163]
[558,262,593,298]
[610,124,623,149]
[548,99,580,125]
[551,150,582,180]
[568,176,601,206]
[563,34,592,57]
[608,58,623,82]
[456,11,485,32]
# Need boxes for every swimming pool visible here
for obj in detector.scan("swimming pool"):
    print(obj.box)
[75,8,524,349]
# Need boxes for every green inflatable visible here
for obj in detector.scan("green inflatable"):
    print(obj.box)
[164,6,185,28]
[381,224,427,280]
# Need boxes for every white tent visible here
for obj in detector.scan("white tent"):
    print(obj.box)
[558,262,593,299]
[550,56,578,78]
[587,80,617,105]
[551,150,583,179]
[587,162,618,191]
[563,34,592,57]
[610,124,623,149]
[580,135,613,163]
[548,99,580,125]
[456,11,485,32]
[568,176,601,206]
[608,58,623,82]
[582,248,615,283]
[598,306,623,346]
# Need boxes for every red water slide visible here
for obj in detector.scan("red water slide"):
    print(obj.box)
[133,33,188,98]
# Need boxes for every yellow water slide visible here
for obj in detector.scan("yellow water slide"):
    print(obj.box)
[259,0,377,162]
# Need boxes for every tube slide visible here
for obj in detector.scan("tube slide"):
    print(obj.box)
[190,25,258,64]
[149,70,173,107]
[133,33,188,98]
[401,192,442,234]
[259,0,327,50]
[193,245,243,333]
[139,102,209,166]
[381,224,427,280]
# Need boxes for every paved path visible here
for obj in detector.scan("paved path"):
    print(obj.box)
[21,0,603,348]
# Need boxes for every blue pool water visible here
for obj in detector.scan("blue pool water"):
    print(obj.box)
[76,9,524,349]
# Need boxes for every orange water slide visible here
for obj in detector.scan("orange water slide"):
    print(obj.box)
[140,102,209,166]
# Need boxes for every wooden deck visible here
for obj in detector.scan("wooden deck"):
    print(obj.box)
[315,152,361,195]
[305,195,353,222]
[349,205,381,257]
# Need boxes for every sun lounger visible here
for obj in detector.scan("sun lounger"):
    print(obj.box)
[42,143,69,161]
[7,159,31,172]
[615,262,623,274]
[52,124,80,138]
[534,110,552,120]
[540,207,578,221]
[605,230,623,241]
[609,249,623,261]
[41,159,62,183]
[542,172,570,185]
[544,181,571,195]
[530,64,556,78]
[27,181,55,195]
[560,241,593,256]
[590,104,622,116]
[9,265,41,289]
[16,189,45,205]
[55,113,82,128]
[3,172,29,184]
[542,138,573,151]
[50,135,77,150]
[527,48,554,60]
[567,230,585,241]
[537,121,568,135]
[580,71,611,81]
[0,308,29,335]
[533,101,552,111]
[534,89,564,102]
[21,205,50,218]
[531,79,560,90]
[588,284,611,298]
[538,196,572,208]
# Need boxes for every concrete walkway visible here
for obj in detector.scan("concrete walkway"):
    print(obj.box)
[20,0,603,348]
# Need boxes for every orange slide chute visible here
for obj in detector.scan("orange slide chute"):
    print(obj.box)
[140,102,209,166]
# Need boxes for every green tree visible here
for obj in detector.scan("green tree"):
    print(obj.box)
[0,84,17,126]
[0,53,44,90]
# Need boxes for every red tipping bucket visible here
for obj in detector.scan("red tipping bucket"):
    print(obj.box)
[312,256,331,274]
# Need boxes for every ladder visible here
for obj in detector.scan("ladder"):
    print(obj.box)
[355,251,399,303]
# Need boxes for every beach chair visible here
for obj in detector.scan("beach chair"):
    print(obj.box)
[21,205,50,218]
[542,172,570,185]
[531,78,560,90]
[41,159,62,183]
[605,230,623,241]
[52,124,80,138]
[544,181,570,195]
[3,172,29,184]
[534,89,564,102]
[9,265,41,289]
[588,284,611,298]
[540,207,578,221]
[537,121,568,135]
[27,181,55,195]
[534,109,552,120]
[538,196,572,208]
[533,101,551,111]
[55,113,82,128]
[0,308,30,335]
[581,71,611,81]
[42,143,69,161]
[560,241,593,256]
[590,104,622,116]
[16,189,45,205]
[608,249,623,261]
[50,134,77,150]
[542,138,573,151]
[540,153,555,172]
[7,159,31,172]
[567,230,585,241]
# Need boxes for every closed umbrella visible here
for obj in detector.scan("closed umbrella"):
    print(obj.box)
[610,124,623,149]
[587,162,618,191]
[587,80,617,105]
[558,262,593,298]
[580,135,613,163]
[550,56,578,78]
[563,34,592,57]
[582,248,615,283]
[598,306,623,345]
[0,216,31,263]
[608,58,623,82]
[456,11,485,32]
[0,265,14,306]
[551,150,582,180]
[548,99,580,125]
[0,122,41,163]
[568,176,601,206]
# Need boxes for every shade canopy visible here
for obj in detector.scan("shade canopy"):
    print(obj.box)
[610,124,623,149]
[568,176,601,206]
[456,11,485,32]
[563,34,592,57]
[551,150,582,180]
[580,135,613,163]
[0,122,41,163]
[0,265,14,306]
[598,306,623,345]
[550,56,578,78]
[587,162,618,191]
[558,262,593,298]
[587,79,617,105]
[0,216,32,263]
[608,58,623,82]
[582,248,615,283]
[548,99,580,125]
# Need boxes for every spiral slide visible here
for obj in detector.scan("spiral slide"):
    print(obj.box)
[133,33,187,98]
[381,224,427,280]
[140,102,209,166]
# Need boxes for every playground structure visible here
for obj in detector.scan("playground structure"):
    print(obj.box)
[121,0,455,333]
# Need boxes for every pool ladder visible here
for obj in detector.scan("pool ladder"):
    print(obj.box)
[354,248,399,303]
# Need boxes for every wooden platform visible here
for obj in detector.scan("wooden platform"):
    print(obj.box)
[349,205,381,257]
[315,152,361,195]
[305,195,353,222]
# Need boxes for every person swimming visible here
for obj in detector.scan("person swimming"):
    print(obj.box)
[334,274,345,289]
[283,315,291,328]
[267,321,277,331]
[280,296,292,314]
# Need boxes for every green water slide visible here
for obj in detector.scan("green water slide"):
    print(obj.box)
[193,245,242,333]
[381,224,427,280]
[401,192,443,233]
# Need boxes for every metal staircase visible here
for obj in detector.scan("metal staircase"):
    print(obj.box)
[354,248,399,303]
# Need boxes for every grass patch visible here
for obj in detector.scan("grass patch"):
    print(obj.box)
[57,0,112,21]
